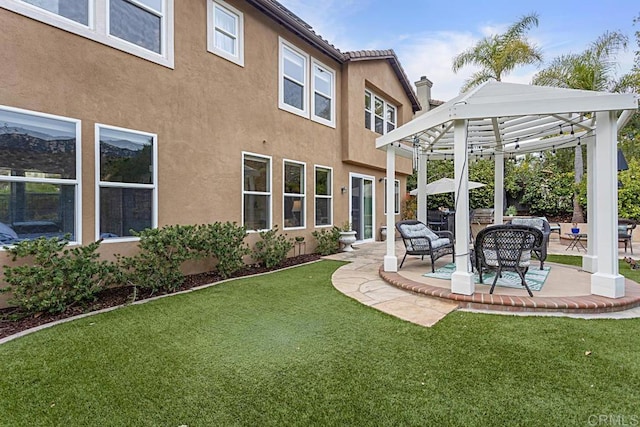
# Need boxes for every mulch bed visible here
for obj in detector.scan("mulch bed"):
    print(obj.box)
[0,253,321,340]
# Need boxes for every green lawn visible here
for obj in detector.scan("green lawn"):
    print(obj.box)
[1,260,639,426]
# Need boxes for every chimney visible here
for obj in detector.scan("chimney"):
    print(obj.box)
[414,75,433,116]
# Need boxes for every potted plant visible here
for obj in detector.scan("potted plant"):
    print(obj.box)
[338,221,357,252]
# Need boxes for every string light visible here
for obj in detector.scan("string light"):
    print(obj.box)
[559,124,563,135]
[570,124,574,136]
[552,145,556,154]
[577,137,581,146]
[515,138,520,150]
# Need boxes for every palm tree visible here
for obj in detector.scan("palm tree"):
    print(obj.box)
[532,31,628,224]
[452,13,543,93]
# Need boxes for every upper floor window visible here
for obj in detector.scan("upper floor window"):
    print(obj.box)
[0,105,81,246]
[243,152,271,231]
[1,0,174,67]
[96,124,157,241]
[311,60,335,127]
[283,160,305,230]
[207,0,244,66]
[364,89,396,135]
[279,38,309,117]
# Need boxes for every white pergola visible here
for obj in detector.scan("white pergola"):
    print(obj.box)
[377,81,638,298]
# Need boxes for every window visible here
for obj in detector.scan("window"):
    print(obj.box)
[383,178,400,215]
[207,0,244,66]
[1,0,174,67]
[364,89,397,135]
[283,160,305,229]
[311,60,335,127]
[314,166,332,227]
[96,124,157,240]
[243,152,271,231]
[0,105,80,245]
[279,38,309,117]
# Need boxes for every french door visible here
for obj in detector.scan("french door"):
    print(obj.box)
[350,173,375,242]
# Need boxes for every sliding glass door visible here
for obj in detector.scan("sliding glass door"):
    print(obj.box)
[350,173,375,242]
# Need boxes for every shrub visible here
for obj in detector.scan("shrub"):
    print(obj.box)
[1,237,117,315]
[253,226,294,268]
[192,222,250,278]
[312,227,341,255]
[118,225,195,294]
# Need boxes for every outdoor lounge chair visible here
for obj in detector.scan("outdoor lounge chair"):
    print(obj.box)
[618,219,636,254]
[395,220,454,272]
[509,217,550,269]
[474,224,543,297]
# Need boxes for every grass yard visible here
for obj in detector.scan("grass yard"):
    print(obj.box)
[1,260,639,426]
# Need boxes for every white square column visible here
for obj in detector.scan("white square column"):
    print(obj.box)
[494,150,504,225]
[417,150,427,224]
[451,119,474,295]
[591,111,624,297]
[583,135,597,272]
[384,146,398,272]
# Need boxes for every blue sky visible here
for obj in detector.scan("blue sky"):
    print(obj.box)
[279,0,638,101]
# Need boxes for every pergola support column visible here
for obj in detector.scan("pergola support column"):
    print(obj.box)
[451,119,474,295]
[494,150,504,225]
[591,111,624,297]
[417,150,427,224]
[384,146,397,272]
[583,136,597,272]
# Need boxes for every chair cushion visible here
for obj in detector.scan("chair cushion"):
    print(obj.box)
[431,237,451,250]
[0,222,19,244]
[618,225,630,237]
[482,249,531,268]
[400,223,439,241]
[511,217,544,230]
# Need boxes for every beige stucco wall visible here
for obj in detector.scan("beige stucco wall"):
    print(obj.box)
[0,1,414,304]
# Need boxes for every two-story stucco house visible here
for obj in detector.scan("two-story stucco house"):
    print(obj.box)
[0,0,424,276]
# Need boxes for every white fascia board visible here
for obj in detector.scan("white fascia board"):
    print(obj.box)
[449,93,638,121]
[376,106,452,149]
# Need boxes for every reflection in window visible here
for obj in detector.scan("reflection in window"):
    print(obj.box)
[312,62,334,124]
[243,153,271,231]
[364,89,396,135]
[284,161,305,229]
[0,106,79,244]
[314,166,332,226]
[110,0,162,54]
[21,0,89,25]
[97,125,156,239]
[280,41,307,114]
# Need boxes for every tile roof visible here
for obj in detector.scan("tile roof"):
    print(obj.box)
[245,0,422,113]
[344,50,421,112]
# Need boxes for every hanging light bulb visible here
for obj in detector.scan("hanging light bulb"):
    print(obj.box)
[570,124,575,136]
[559,124,563,135]
[515,138,520,150]
[552,145,556,154]
[577,137,581,146]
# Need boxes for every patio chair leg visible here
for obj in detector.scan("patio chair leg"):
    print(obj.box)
[399,253,408,269]
[489,267,501,294]
[517,269,534,297]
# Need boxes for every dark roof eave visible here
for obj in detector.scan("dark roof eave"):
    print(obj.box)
[346,53,421,113]
[246,0,345,63]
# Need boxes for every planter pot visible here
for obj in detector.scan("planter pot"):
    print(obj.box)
[571,227,580,234]
[380,226,387,241]
[338,231,357,252]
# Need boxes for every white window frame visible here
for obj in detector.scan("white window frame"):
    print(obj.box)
[278,37,309,118]
[242,152,272,232]
[314,165,333,228]
[0,105,82,248]
[364,89,397,135]
[0,0,175,68]
[207,0,244,67]
[383,178,400,215]
[310,59,335,128]
[282,159,306,230]
[95,123,158,243]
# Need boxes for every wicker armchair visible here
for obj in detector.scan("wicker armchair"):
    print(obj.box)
[395,220,455,272]
[474,224,543,297]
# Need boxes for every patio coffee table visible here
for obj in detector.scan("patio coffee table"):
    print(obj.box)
[565,233,587,252]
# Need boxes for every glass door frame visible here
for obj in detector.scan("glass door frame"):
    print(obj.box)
[349,172,376,243]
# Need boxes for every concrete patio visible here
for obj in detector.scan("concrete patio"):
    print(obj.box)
[326,236,640,327]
